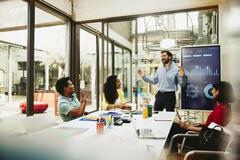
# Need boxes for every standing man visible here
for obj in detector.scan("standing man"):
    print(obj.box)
[137,50,187,111]
[56,77,88,122]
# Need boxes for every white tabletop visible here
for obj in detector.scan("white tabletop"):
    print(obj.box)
[26,111,176,160]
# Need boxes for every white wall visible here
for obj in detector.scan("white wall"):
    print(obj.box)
[218,0,239,83]
[220,2,240,153]
[73,0,219,21]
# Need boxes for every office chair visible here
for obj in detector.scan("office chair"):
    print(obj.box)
[183,150,230,160]
[167,125,233,160]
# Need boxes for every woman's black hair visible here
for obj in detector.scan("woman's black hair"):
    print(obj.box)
[103,75,118,104]
[213,81,234,103]
[55,77,71,96]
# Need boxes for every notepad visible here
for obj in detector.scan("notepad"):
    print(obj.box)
[154,115,173,121]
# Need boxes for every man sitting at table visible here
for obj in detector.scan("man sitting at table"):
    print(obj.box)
[56,77,88,122]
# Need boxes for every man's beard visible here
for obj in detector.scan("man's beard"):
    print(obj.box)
[162,58,170,64]
[70,89,75,94]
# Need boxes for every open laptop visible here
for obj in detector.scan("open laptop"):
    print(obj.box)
[136,128,166,139]
[132,119,166,139]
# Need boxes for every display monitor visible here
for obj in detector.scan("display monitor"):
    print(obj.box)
[181,45,221,110]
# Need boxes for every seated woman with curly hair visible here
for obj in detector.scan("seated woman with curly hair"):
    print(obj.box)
[102,75,131,110]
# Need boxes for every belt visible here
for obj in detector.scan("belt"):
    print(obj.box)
[158,91,175,94]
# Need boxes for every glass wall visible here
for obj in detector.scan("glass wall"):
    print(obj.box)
[106,20,133,102]
[34,6,68,115]
[79,28,97,112]
[114,46,123,81]
[103,40,109,82]
[123,50,131,101]
[113,46,132,101]
[132,8,218,105]
[0,1,27,108]
[0,0,70,117]
[79,22,133,110]
[0,1,134,118]
[108,42,113,76]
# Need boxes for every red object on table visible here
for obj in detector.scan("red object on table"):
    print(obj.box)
[19,101,48,113]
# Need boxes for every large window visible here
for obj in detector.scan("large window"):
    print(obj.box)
[0,1,27,107]
[33,6,68,116]
[105,7,218,106]
[131,8,219,104]
[135,9,218,46]
[107,42,113,76]
[83,22,133,108]
[123,50,131,101]
[79,28,97,112]
[113,46,132,101]
[114,46,123,79]
[107,20,133,102]
[0,0,70,118]
[103,40,111,79]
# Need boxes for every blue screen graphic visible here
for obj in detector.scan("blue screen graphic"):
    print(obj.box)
[181,45,220,110]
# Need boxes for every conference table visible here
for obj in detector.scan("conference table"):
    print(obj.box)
[26,111,176,160]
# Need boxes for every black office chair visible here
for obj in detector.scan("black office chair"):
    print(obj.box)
[167,125,233,160]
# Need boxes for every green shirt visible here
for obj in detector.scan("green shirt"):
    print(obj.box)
[58,93,81,122]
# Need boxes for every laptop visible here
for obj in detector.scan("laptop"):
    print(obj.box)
[132,119,166,139]
[136,128,166,139]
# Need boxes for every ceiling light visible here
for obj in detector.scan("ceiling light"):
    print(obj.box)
[160,38,176,49]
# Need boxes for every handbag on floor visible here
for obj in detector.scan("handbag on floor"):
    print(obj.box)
[198,125,230,151]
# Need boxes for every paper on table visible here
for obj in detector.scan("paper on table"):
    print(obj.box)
[153,114,173,121]
[31,127,89,139]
